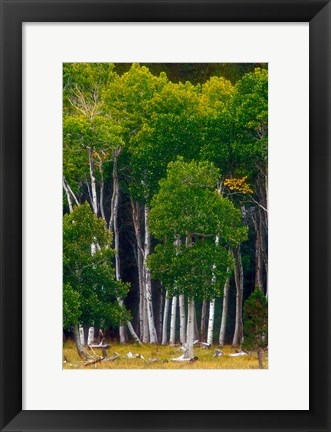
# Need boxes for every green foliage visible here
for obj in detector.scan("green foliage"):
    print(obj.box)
[201,67,268,180]
[201,76,234,114]
[149,158,247,242]
[63,203,129,329]
[63,63,124,206]
[104,63,168,136]
[242,290,268,351]
[129,79,203,202]
[63,63,115,113]
[148,158,247,300]
[102,64,170,202]
[63,282,81,330]
[149,240,233,300]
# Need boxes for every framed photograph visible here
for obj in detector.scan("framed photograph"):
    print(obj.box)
[0,0,330,431]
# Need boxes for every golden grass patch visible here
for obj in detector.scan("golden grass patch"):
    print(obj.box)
[63,340,268,369]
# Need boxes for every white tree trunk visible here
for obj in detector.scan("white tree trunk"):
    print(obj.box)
[139,269,144,339]
[143,205,158,343]
[179,294,186,344]
[207,234,219,346]
[109,152,126,343]
[186,298,195,358]
[219,276,230,346]
[162,292,171,345]
[170,296,177,345]
[142,290,149,343]
[87,326,95,345]
[99,159,106,222]
[73,324,87,359]
[79,326,85,346]
[207,299,215,345]
[194,304,199,341]
[63,175,79,212]
[91,242,97,256]
[88,147,98,215]
[126,321,142,345]
[117,298,126,344]
[63,177,73,213]
[109,149,121,229]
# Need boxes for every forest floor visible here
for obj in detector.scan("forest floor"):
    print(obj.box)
[63,340,268,369]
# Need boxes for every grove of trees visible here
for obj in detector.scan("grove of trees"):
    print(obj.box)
[63,62,268,361]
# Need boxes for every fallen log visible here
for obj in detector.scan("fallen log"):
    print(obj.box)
[182,341,210,349]
[83,357,103,367]
[170,354,199,362]
[88,344,111,349]
[125,352,145,359]
[200,342,211,349]
[102,354,120,362]
[227,352,247,357]
[84,352,120,366]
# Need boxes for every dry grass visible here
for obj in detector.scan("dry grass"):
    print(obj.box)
[63,340,268,369]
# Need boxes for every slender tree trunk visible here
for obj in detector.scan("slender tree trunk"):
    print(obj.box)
[127,322,142,345]
[142,290,149,343]
[87,326,95,345]
[170,296,177,345]
[219,276,230,346]
[179,294,186,344]
[91,242,97,256]
[73,324,87,360]
[254,220,263,291]
[259,207,268,296]
[232,246,244,347]
[63,177,73,213]
[131,199,145,339]
[117,302,126,344]
[79,326,85,346]
[63,176,79,208]
[207,234,219,345]
[200,300,207,342]
[253,173,268,294]
[162,292,171,345]
[158,288,164,342]
[186,298,195,358]
[109,152,126,343]
[113,176,121,283]
[143,205,158,343]
[109,150,121,230]
[113,181,121,287]
[257,347,264,369]
[194,304,199,341]
[85,178,93,205]
[88,147,98,215]
[207,299,215,345]
[139,273,144,339]
[98,159,106,222]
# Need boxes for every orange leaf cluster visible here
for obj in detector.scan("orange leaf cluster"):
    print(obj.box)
[224,176,253,194]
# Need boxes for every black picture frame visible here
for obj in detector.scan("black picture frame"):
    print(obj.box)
[0,1,330,431]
